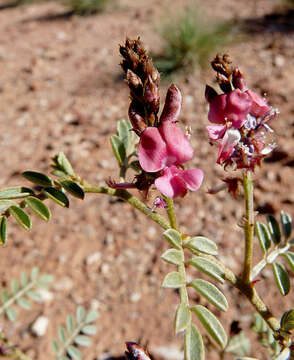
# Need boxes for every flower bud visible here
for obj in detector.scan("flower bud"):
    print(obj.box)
[160,84,182,123]
[128,101,147,133]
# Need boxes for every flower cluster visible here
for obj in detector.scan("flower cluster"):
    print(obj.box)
[114,38,203,198]
[206,55,278,170]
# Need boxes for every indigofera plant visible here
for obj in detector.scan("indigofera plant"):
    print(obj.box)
[0,37,294,360]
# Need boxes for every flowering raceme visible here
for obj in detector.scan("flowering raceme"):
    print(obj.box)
[137,85,203,198]
[206,55,278,170]
[109,39,204,199]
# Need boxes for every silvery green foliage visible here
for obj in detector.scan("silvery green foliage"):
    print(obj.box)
[0,267,53,322]
[110,118,139,177]
[161,229,227,360]
[251,313,281,358]
[52,306,98,360]
[0,152,85,244]
[254,211,293,296]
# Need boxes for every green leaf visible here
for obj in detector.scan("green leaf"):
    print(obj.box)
[27,290,41,302]
[58,326,67,343]
[255,222,271,253]
[82,325,97,335]
[190,257,225,283]
[226,332,250,356]
[162,271,185,288]
[31,267,39,281]
[66,314,74,333]
[59,180,84,200]
[1,289,8,304]
[251,313,267,333]
[85,310,98,323]
[280,211,292,240]
[272,262,290,296]
[283,252,294,273]
[11,279,18,294]
[52,340,59,354]
[280,309,294,331]
[6,308,16,322]
[161,249,183,265]
[44,187,69,208]
[74,335,92,347]
[52,339,59,354]
[20,271,28,287]
[191,305,227,348]
[0,187,33,200]
[57,152,75,176]
[25,196,51,221]
[22,171,53,187]
[184,323,204,360]
[0,200,15,213]
[174,304,191,333]
[67,345,81,360]
[76,306,85,323]
[163,229,182,250]
[0,216,7,245]
[184,236,218,256]
[9,206,31,230]
[190,279,228,311]
[266,214,281,245]
[38,274,54,284]
[117,119,131,151]
[110,134,126,166]
[16,297,31,310]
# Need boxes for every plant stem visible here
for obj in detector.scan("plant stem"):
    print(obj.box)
[82,183,170,230]
[251,243,291,281]
[242,171,254,284]
[82,181,281,333]
[0,331,32,360]
[164,196,179,231]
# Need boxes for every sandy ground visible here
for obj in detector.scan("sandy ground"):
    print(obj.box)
[0,0,294,359]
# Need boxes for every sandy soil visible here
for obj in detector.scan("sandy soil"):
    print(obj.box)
[0,0,294,359]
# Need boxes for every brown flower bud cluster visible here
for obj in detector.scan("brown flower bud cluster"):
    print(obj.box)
[120,38,160,133]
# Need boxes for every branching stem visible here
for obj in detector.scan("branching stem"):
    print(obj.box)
[242,171,254,284]
[82,181,281,334]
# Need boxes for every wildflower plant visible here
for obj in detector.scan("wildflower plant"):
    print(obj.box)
[0,37,293,360]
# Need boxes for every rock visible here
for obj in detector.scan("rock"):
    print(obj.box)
[129,292,141,303]
[153,345,183,360]
[53,277,73,291]
[31,316,49,337]
[37,289,54,303]
[86,252,102,265]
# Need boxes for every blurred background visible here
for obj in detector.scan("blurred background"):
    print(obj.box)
[0,0,293,358]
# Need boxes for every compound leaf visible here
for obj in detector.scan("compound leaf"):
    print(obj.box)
[9,206,31,230]
[162,271,185,288]
[184,236,218,256]
[25,196,51,221]
[184,323,204,360]
[190,279,228,311]
[174,303,191,333]
[272,262,290,296]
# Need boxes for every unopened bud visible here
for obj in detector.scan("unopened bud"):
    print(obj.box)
[128,101,147,133]
[160,84,182,123]
[125,342,151,360]
[205,85,218,103]
[127,69,143,96]
[232,69,247,91]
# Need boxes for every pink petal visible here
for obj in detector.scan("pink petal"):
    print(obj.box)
[206,124,227,140]
[246,90,271,118]
[155,166,187,198]
[159,122,194,166]
[160,84,182,123]
[217,129,241,164]
[180,169,204,191]
[225,89,251,128]
[138,127,167,172]
[208,94,227,124]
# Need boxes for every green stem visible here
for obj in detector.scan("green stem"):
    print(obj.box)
[82,183,170,230]
[242,171,254,284]
[0,331,31,360]
[164,196,179,231]
[251,243,291,281]
[82,181,281,333]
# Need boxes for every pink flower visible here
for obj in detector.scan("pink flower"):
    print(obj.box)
[155,165,204,198]
[217,129,241,164]
[138,122,194,172]
[208,89,252,128]
[246,90,271,118]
